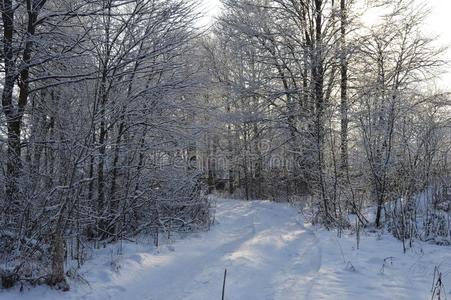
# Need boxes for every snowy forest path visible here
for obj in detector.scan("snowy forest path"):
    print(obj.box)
[102,198,321,300]
[4,198,322,300]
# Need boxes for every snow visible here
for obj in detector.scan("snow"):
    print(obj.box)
[1,198,450,299]
[309,227,451,299]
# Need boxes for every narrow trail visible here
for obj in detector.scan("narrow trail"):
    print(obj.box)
[85,199,322,300]
[3,199,322,300]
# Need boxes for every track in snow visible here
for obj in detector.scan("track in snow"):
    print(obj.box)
[87,198,321,300]
[2,199,321,300]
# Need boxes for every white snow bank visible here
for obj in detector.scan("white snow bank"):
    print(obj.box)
[309,226,451,300]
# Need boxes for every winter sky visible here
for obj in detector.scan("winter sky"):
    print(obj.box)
[419,0,451,88]
[200,0,451,89]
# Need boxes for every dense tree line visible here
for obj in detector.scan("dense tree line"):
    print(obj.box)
[202,0,450,241]
[0,0,211,288]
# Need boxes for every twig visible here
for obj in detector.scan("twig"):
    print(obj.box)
[222,268,227,300]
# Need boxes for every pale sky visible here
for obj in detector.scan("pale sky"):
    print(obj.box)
[424,0,451,88]
[200,0,451,89]
[198,0,221,27]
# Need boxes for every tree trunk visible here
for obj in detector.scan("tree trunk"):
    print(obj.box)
[313,0,328,219]
[2,0,18,210]
[2,0,44,210]
[339,0,349,174]
[49,230,66,287]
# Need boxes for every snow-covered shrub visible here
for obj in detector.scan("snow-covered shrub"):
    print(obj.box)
[145,167,211,238]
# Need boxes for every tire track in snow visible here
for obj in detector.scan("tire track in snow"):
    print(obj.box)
[141,198,323,300]
[9,199,322,300]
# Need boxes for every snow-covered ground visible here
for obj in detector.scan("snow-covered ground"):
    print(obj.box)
[1,198,450,299]
[309,226,451,299]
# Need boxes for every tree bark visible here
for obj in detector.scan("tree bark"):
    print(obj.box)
[339,0,349,174]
